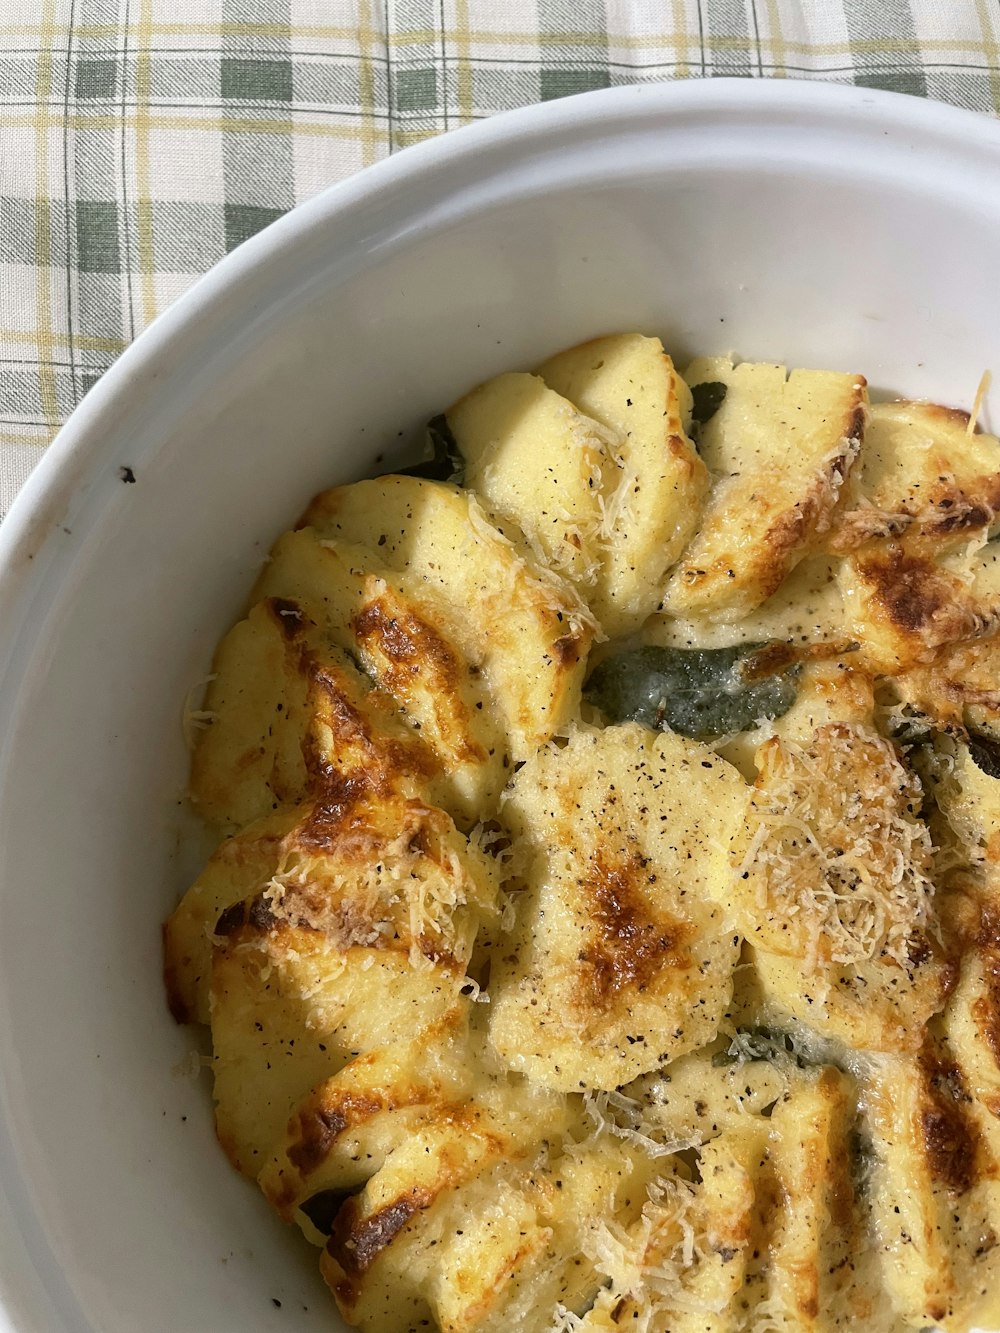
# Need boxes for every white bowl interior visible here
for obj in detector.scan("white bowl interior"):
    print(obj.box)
[1,82,999,1331]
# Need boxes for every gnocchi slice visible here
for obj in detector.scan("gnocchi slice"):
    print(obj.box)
[190,596,447,831]
[318,1094,594,1333]
[300,476,594,756]
[211,925,467,1176]
[489,724,746,1091]
[662,358,867,621]
[446,371,609,591]
[422,1135,642,1333]
[537,333,709,632]
[253,527,506,822]
[728,721,950,1053]
[578,1070,889,1333]
[164,806,298,1026]
[838,539,1000,674]
[259,1013,474,1232]
[762,1068,888,1333]
[570,1146,756,1333]
[830,400,1000,552]
[862,1033,1000,1331]
[942,901,1000,1124]
[209,791,498,1173]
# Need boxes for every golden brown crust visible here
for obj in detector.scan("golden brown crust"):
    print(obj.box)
[918,1036,981,1195]
[856,544,993,650]
[577,849,690,1006]
[171,351,1000,1333]
[329,1186,435,1293]
[972,906,1000,1078]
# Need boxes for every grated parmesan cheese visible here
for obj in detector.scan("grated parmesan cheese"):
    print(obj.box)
[738,723,938,973]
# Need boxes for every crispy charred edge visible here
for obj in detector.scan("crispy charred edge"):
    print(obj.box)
[577,848,691,1007]
[214,893,278,939]
[323,1109,512,1310]
[294,770,372,849]
[210,788,476,969]
[352,598,461,691]
[854,543,1000,654]
[286,1092,383,1183]
[972,903,1000,1077]
[326,1185,435,1300]
[922,402,974,431]
[677,392,865,603]
[304,660,440,787]
[833,488,1000,553]
[738,638,860,682]
[262,593,444,796]
[267,1029,467,1214]
[919,1031,982,1195]
[352,592,488,765]
[747,407,865,602]
[831,399,1000,552]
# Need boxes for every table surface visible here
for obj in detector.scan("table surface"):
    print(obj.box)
[3,0,1000,515]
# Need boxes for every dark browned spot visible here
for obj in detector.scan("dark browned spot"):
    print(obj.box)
[299,1187,358,1237]
[214,900,247,937]
[973,905,1000,1073]
[352,594,486,763]
[919,1035,980,1194]
[845,400,867,445]
[827,1131,859,1235]
[288,1094,382,1177]
[578,850,688,1004]
[268,597,307,639]
[857,545,955,639]
[928,500,993,537]
[922,402,972,431]
[308,663,372,747]
[797,1291,819,1320]
[353,598,460,693]
[907,934,932,967]
[301,659,441,794]
[297,773,371,849]
[214,894,277,938]
[553,634,583,669]
[739,639,861,685]
[740,641,802,679]
[328,1186,433,1281]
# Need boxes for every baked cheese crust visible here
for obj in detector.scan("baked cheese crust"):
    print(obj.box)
[166,338,1000,1333]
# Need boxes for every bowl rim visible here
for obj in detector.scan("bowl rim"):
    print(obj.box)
[1,75,1000,1332]
[3,76,1000,586]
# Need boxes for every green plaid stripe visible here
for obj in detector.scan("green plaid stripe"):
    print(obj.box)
[3,0,1000,512]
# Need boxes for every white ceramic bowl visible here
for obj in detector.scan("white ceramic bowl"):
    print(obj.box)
[2,78,1000,1333]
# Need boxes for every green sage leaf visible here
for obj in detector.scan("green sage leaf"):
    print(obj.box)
[584,642,799,740]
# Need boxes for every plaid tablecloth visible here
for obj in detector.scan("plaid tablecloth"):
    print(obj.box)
[3,0,1000,514]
